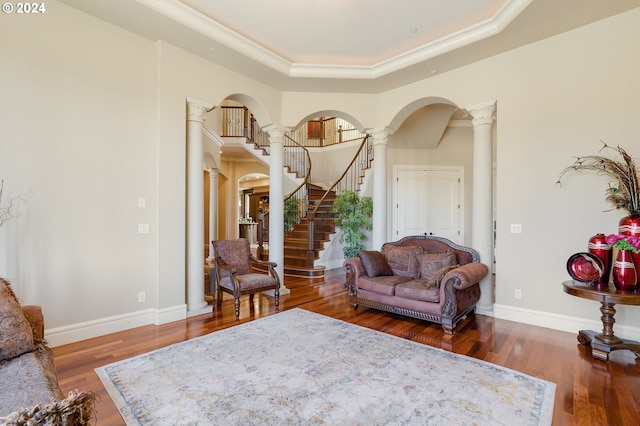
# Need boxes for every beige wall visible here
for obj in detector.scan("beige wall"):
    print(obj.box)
[2,0,639,345]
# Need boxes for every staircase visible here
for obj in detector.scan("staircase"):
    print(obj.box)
[221,106,373,279]
[283,184,336,278]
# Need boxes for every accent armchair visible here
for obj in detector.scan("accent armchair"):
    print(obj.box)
[211,238,281,319]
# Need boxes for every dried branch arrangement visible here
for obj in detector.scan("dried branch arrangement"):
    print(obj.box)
[557,142,640,216]
[0,180,30,228]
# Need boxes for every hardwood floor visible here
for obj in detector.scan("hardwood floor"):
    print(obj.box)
[52,269,640,425]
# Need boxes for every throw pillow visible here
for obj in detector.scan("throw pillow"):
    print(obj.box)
[0,278,35,362]
[358,250,394,277]
[416,250,457,280]
[426,264,460,288]
[383,245,424,277]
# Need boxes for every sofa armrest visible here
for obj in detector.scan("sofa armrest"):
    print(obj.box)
[343,257,364,296]
[22,305,44,341]
[439,262,488,320]
[442,262,489,291]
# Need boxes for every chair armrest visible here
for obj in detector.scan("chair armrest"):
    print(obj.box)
[442,262,489,290]
[249,255,280,282]
[21,305,44,340]
[249,254,277,268]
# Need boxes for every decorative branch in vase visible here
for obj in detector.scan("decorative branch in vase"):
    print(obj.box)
[558,142,640,284]
[557,142,640,218]
[0,180,30,228]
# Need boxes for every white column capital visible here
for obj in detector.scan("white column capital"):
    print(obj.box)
[205,167,220,177]
[466,101,496,127]
[366,127,395,144]
[186,97,214,124]
[263,125,291,142]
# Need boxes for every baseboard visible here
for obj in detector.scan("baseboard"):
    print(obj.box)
[492,304,640,342]
[46,304,187,348]
[156,304,188,323]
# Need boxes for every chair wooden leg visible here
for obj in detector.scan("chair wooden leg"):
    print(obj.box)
[249,293,255,302]
[234,297,240,319]
[216,286,223,310]
[274,287,280,307]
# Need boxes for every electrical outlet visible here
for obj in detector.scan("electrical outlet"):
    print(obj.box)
[514,289,522,299]
[138,291,146,303]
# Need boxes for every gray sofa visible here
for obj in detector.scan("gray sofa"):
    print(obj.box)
[0,278,95,425]
[344,235,489,333]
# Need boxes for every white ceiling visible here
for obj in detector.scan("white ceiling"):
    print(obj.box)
[60,0,640,93]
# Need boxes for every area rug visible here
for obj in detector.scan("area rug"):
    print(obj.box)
[95,308,556,425]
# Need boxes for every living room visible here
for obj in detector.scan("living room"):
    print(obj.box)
[1,0,639,424]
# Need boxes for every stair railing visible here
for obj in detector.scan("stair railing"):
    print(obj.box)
[305,134,373,266]
[283,134,312,222]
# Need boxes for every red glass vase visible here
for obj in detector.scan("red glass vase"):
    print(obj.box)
[612,249,637,291]
[619,214,640,274]
[588,233,611,286]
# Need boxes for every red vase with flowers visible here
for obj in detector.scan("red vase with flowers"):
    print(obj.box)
[619,214,640,274]
[605,233,640,291]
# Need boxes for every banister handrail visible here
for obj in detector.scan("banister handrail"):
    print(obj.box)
[283,135,312,225]
[303,134,372,267]
[309,134,371,218]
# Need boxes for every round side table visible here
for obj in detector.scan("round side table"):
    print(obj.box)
[562,281,640,361]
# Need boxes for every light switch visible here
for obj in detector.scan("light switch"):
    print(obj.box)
[138,224,150,234]
[510,224,522,234]
[138,197,146,208]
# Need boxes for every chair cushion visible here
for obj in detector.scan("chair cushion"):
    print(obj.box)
[0,279,35,362]
[415,250,456,280]
[395,279,441,302]
[220,274,277,292]
[0,345,64,415]
[383,245,423,277]
[357,250,393,277]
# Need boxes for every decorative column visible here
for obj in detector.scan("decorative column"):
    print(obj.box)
[264,125,290,294]
[467,100,496,314]
[367,127,393,250]
[186,97,213,314]
[206,167,219,262]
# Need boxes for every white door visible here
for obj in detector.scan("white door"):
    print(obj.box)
[394,167,463,245]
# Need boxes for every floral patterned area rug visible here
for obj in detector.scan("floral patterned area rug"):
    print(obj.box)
[95,308,555,425]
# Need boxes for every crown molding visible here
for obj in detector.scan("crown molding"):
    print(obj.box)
[138,0,532,80]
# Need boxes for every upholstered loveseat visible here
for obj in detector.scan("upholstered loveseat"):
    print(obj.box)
[344,235,489,333]
[0,278,95,425]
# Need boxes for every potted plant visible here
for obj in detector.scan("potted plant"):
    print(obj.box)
[332,190,373,258]
[284,196,299,232]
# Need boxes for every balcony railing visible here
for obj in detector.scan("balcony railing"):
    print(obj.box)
[221,106,365,147]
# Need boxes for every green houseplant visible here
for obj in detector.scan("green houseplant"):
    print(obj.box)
[284,196,299,232]
[332,190,373,258]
